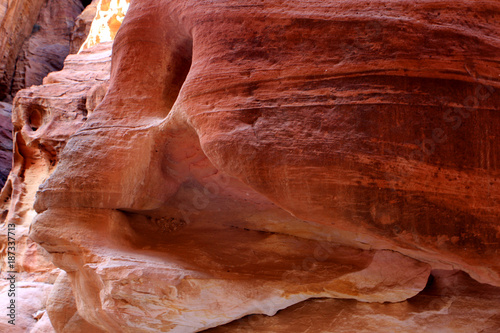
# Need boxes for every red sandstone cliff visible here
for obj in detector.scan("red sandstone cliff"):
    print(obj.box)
[1,0,500,332]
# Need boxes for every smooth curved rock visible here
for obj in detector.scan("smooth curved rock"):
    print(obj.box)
[78,0,130,52]
[0,1,128,332]
[46,271,105,333]
[31,207,431,331]
[17,0,500,331]
[35,0,500,284]
[0,282,53,333]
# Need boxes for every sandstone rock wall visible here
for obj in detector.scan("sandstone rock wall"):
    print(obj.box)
[0,0,499,332]
[70,0,100,54]
[0,0,92,184]
[0,0,45,100]
[9,0,84,98]
[28,0,500,332]
[0,40,112,333]
[209,270,500,333]
[0,0,130,101]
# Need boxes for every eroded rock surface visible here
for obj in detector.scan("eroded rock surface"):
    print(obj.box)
[0,0,496,332]
[33,207,431,331]
[9,0,84,97]
[0,0,131,330]
[0,101,12,186]
[0,0,131,331]
[208,270,500,333]
[26,0,500,332]
[0,281,53,333]
[0,41,112,331]
[0,0,87,101]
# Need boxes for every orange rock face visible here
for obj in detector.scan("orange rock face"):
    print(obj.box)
[78,0,130,52]
[0,0,498,331]
[0,1,130,331]
[70,0,99,54]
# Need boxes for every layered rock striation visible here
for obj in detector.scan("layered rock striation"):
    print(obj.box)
[0,41,112,332]
[209,270,500,333]
[0,0,46,100]
[0,0,498,332]
[27,0,500,332]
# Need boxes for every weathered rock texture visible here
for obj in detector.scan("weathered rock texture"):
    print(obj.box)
[0,40,112,333]
[78,0,130,52]
[0,0,46,100]
[70,0,100,54]
[209,270,500,333]
[0,281,54,333]
[0,0,96,185]
[25,0,500,332]
[9,0,84,98]
[0,0,498,332]
[0,101,12,186]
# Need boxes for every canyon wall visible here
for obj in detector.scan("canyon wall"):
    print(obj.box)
[1,0,500,332]
[78,0,129,52]
[0,0,46,101]
[0,0,85,101]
